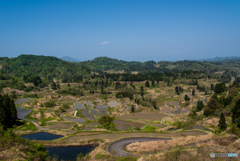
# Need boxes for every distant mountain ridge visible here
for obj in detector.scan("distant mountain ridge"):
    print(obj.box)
[198,56,240,62]
[61,56,80,62]
[1,55,240,78]
[60,55,240,63]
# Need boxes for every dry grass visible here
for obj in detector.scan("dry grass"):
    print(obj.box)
[231,139,240,150]
[136,134,240,161]
[212,134,238,146]
[127,134,239,159]
[204,117,219,127]
[126,135,212,153]
[2,87,26,95]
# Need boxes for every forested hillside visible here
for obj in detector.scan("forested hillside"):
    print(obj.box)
[0,55,240,82]
[82,57,240,76]
[0,55,91,81]
[82,57,157,73]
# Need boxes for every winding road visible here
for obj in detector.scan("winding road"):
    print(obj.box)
[108,137,171,157]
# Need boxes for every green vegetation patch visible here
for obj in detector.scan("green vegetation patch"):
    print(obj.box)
[17,121,38,131]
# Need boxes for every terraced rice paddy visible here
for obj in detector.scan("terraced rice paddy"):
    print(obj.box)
[49,123,75,129]
[108,101,119,107]
[65,118,86,123]
[159,106,173,113]
[171,110,181,114]
[75,102,85,109]
[17,107,31,119]
[85,102,94,108]
[170,101,181,109]
[15,98,34,104]
[97,108,108,115]
[118,112,167,122]
[114,120,144,130]
[122,106,131,113]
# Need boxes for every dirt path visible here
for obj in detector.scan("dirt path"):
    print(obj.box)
[108,137,170,157]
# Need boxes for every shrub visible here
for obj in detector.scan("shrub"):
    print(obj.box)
[98,116,116,130]
[142,124,157,132]
[116,91,134,100]
[44,100,56,107]
[203,98,222,116]
[228,123,240,137]
[196,100,205,112]
[23,93,38,98]
[76,152,84,160]
[59,103,70,112]
[173,120,195,130]
[101,95,107,100]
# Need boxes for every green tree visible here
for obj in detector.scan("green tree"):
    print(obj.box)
[184,95,190,101]
[98,116,116,130]
[196,100,205,112]
[140,86,144,97]
[33,76,42,86]
[152,100,157,110]
[192,89,195,96]
[175,86,179,94]
[151,79,155,87]
[131,105,135,113]
[218,113,227,131]
[0,95,17,127]
[228,87,239,97]
[101,85,104,94]
[175,86,183,95]
[214,82,226,94]
[57,82,60,89]
[203,98,221,116]
[211,84,215,90]
[52,82,57,90]
[188,110,197,119]
[232,99,240,128]
[145,80,150,87]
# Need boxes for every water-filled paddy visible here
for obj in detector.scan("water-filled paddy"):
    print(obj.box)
[76,102,85,109]
[85,102,94,108]
[17,107,31,119]
[22,132,63,140]
[108,101,119,107]
[46,146,96,161]
[169,101,181,109]
[15,98,34,104]
[122,106,131,113]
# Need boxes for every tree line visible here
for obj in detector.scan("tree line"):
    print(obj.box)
[0,94,17,128]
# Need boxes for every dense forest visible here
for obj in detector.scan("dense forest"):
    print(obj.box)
[1,54,239,78]
[0,54,239,92]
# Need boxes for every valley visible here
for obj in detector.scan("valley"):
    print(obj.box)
[0,55,240,160]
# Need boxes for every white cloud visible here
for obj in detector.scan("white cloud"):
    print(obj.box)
[100,41,110,46]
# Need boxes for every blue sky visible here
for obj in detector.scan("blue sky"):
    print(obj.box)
[0,0,240,62]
